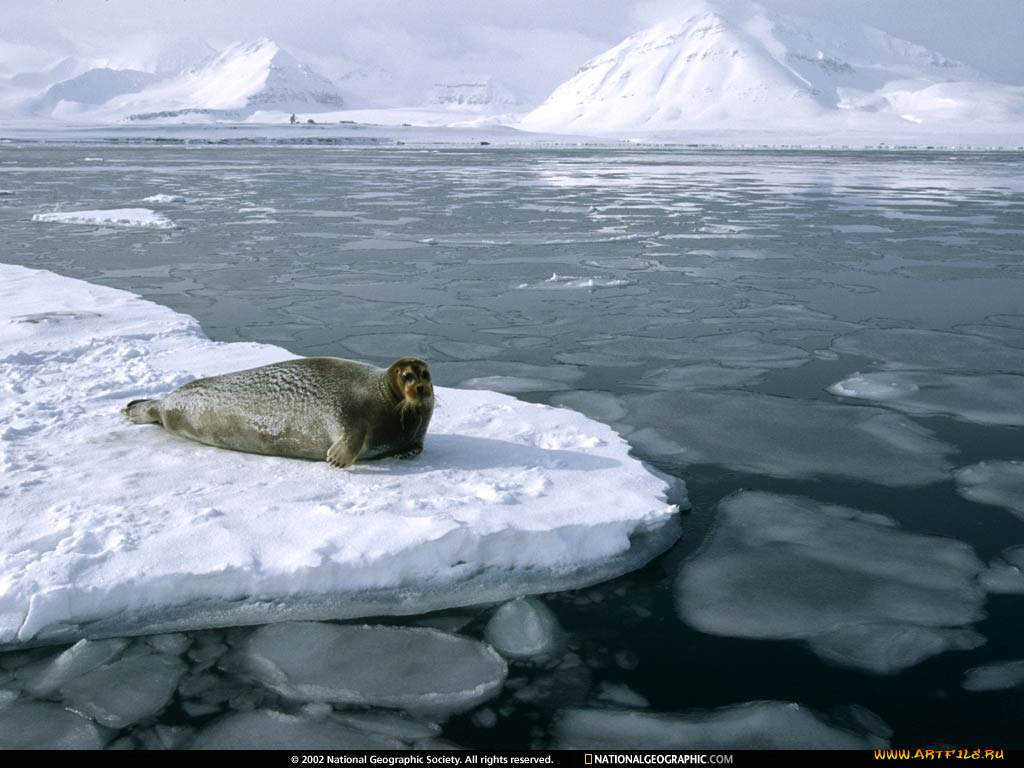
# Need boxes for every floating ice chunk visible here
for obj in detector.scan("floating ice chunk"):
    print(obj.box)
[551,392,629,423]
[335,711,441,740]
[596,682,650,708]
[637,365,767,391]
[146,633,191,656]
[0,264,678,647]
[191,709,405,749]
[59,652,185,728]
[459,376,572,393]
[519,273,633,290]
[807,623,985,675]
[627,391,953,485]
[472,708,498,728]
[32,208,176,229]
[142,194,186,203]
[236,622,507,714]
[980,563,1024,594]
[553,701,889,749]
[828,372,1024,426]
[676,492,985,672]
[18,638,129,696]
[0,190,14,196]
[557,332,807,370]
[832,328,1023,373]
[484,598,564,660]
[0,700,104,749]
[963,660,1024,692]
[955,462,1024,520]
[980,547,1024,594]
[137,724,194,750]
[681,332,808,369]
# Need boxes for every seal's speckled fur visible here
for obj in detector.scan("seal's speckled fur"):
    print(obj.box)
[125,357,434,468]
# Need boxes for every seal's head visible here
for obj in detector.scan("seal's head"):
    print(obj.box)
[386,357,434,409]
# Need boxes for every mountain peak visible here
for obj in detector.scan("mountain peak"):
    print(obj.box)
[521,4,1013,134]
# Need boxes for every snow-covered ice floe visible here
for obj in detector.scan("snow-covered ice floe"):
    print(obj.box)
[0,263,680,647]
[675,492,986,674]
[141,194,186,204]
[31,207,176,229]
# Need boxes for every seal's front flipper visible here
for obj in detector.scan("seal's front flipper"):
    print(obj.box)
[124,399,161,424]
[396,443,423,460]
[327,432,364,468]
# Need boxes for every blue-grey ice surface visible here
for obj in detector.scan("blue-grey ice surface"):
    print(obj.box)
[675,492,986,673]
[1,143,1022,749]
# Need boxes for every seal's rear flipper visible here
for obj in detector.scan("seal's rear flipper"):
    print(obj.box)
[124,399,161,424]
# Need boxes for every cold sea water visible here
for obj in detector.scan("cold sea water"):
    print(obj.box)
[0,144,1022,749]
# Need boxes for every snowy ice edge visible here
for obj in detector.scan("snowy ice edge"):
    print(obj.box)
[0,262,682,648]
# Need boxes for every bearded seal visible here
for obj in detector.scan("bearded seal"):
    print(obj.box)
[123,357,434,468]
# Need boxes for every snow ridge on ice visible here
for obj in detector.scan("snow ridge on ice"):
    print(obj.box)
[32,207,176,229]
[0,263,679,647]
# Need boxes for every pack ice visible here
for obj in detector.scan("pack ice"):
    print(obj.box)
[0,263,680,647]
[676,492,986,674]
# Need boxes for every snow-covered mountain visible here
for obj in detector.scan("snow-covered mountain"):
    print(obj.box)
[3,38,345,121]
[103,38,344,120]
[6,57,89,90]
[153,38,218,75]
[33,68,162,116]
[521,1,1024,134]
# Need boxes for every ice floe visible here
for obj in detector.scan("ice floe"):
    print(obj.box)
[980,547,1024,594]
[484,597,564,660]
[553,701,890,749]
[517,273,633,290]
[963,660,1024,692]
[806,624,984,675]
[955,462,1024,520]
[828,371,1024,426]
[0,263,679,646]
[142,194,186,203]
[596,682,650,709]
[675,492,985,673]
[832,328,1023,373]
[334,711,441,741]
[232,622,506,715]
[0,699,105,749]
[190,709,405,749]
[59,652,185,728]
[17,638,130,696]
[623,391,954,485]
[31,207,176,229]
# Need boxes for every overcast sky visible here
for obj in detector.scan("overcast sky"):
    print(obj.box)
[5,0,1023,102]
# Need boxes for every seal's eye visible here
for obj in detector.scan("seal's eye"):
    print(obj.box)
[402,372,415,382]
[422,371,431,381]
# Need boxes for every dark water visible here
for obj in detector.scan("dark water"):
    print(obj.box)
[1,144,1022,749]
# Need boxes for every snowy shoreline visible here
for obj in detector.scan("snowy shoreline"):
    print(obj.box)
[0,263,681,648]
[1,120,1021,151]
